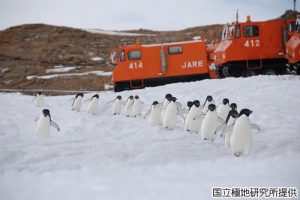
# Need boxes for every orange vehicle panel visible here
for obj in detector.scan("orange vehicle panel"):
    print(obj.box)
[112,40,210,91]
[214,20,287,65]
[213,17,295,77]
[285,33,300,64]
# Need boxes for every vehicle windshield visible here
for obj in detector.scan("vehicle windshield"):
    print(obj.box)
[296,18,300,33]
[221,25,235,40]
[110,49,120,64]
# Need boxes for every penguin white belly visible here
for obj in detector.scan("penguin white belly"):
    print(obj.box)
[224,117,236,148]
[36,116,50,138]
[36,95,44,107]
[184,111,191,131]
[201,112,218,140]
[113,100,122,115]
[125,100,133,116]
[230,116,252,156]
[217,105,230,121]
[88,98,99,114]
[189,108,202,133]
[72,97,83,112]
[161,100,170,120]
[163,103,177,130]
[149,107,162,126]
[131,100,142,117]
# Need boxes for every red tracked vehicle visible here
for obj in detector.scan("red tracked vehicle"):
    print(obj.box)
[110,40,214,92]
[285,16,300,74]
[213,16,295,78]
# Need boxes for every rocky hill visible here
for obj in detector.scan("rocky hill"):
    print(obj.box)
[0,23,223,93]
[0,10,297,94]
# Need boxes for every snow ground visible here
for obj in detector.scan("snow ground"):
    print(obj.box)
[0,75,300,200]
[46,66,78,73]
[84,29,156,36]
[27,70,112,80]
[90,57,104,62]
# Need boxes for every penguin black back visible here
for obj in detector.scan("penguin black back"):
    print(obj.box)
[225,109,239,125]
[171,97,177,102]
[75,93,84,98]
[92,94,99,99]
[230,103,237,110]
[238,109,253,118]
[42,109,51,120]
[204,95,213,104]
[208,104,216,111]
[223,98,229,105]
[152,101,159,106]
[187,101,193,109]
[193,100,200,107]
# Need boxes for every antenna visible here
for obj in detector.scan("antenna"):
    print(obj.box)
[236,9,239,23]
[294,0,297,11]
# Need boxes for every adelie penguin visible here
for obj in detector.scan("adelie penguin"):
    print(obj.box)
[35,109,60,138]
[162,94,173,109]
[163,97,183,130]
[32,91,44,107]
[131,95,143,117]
[112,95,123,115]
[202,95,215,114]
[161,93,173,119]
[87,94,99,114]
[217,98,230,121]
[184,100,202,133]
[230,109,260,157]
[72,93,84,112]
[144,101,162,126]
[215,109,239,148]
[200,104,222,141]
[124,95,134,117]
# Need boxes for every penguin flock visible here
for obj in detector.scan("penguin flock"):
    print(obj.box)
[32,91,261,157]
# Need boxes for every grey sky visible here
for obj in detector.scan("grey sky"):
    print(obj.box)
[0,0,295,31]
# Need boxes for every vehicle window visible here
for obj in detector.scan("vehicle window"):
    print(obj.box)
[289,21,295,32]
[120,50,126,61]
[235,25,241,38]
[128,50,141,60]
[168,46,183,54]
[244,26,259,37]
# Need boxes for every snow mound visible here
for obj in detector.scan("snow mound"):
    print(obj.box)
[85,29,156,36]
[0,75,299,200]
[27,70,112,80]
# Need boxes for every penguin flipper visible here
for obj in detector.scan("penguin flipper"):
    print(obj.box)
[106,100,114,104]
[143,110,151,119]
[221,125,234,137]
[217,116,225,123]
[71,98,76,106]
[178,111,185,121]
[32,96,36,102]
[50,120,60,132]
[176,102,182,109]
[250,123,261,131]
[216,123,226,134]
